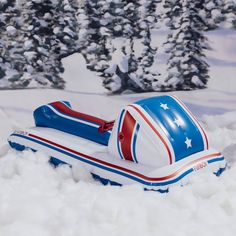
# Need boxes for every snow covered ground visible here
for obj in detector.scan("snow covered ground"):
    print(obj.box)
[0,29,236,236]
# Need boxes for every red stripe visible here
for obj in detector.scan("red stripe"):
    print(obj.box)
[120,111,136,162]
[27,134,221,182]
[128,105,173,164]
[50,102,114,131]
[172,96,209,149]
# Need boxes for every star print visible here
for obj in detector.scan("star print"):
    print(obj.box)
[160,103,169,110]
[185,137,192,149]
[174,118,182,127]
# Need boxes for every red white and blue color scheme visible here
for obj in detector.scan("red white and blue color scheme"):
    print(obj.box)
[8,96,226,191]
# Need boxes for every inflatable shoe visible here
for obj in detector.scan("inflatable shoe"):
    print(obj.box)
[8,95,226,191]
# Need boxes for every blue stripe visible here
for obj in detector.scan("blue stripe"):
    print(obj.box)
[117,110,125,160]
[207,157,224,163]
[10,133,226,187]
[91,173,122,186]
[132,124,140,163]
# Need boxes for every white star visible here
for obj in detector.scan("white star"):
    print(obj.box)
[185,137,192,149]
[160,103,169,110]
[174,118,182,127]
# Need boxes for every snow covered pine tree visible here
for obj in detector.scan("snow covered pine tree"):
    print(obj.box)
[164,0,210,90]
[80,0,112,72]
[103,0,160,94]
[102,0,141,93]
[202,0,224,30]
[0,0,27,88]
[137,0,161,91]
[222,0,236,28]
[0,0,79,89]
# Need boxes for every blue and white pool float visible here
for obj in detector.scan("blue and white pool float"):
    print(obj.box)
[8,95,226,191]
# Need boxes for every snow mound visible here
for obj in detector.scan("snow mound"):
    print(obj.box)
[0,110,236,236]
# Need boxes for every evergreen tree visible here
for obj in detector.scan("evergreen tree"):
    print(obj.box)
[164,0,210,90]
[103,0,160,93]
[162,0,182,29]
[108,0,126,37]
[102,0,141,93]
[202,0,224,30]
[20,0,65,88]
[0,0,79,89]
[222,0,236,28]
[0,0,27,88]
[163,0,224,31]
[81,0,112,72]
[137,0,160,91]
[55,0,80,58]
[77,1,90,57]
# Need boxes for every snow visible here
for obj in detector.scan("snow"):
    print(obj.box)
[6,26,17,35]
[105,43,129,73]
[191,75,205,87]
[62,54,107,94]
[24,51,36,60]
[0,28,236,235]
[24,40,33,50]
[53,27,60,34]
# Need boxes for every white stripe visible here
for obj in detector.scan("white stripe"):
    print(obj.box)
[47,104,112,134]
[129,104,176,161]
[130,122,138,163]
[47,105,100,128]
[61,101,72,109]
[170,95,208,149]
